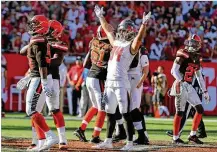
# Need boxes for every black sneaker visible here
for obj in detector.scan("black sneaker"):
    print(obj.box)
[188,135,203,144]
[112,133,127,142]
[73,128,87,142]
[90,136,102,144]
[172,138,185,144]
[134,137,149,145]
[166,131,173,137]
[198,133,207,139]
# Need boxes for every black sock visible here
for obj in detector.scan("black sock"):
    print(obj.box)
[140,111,146,131]
[107,113,116,138]
[123,112,134,141]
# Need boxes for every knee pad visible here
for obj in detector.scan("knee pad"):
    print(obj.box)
[51,109,60,114]
[195,105,204,114]
[176,111,184,117]
[130,108,141,122]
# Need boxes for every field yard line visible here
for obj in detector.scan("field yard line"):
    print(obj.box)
[4,116,217,122]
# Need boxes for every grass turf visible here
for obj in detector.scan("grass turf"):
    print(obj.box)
[2,112,217,143]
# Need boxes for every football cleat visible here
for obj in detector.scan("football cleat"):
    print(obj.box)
[172,138,185,144]
[39,134,58,151]
[188,135,203,144]
[73,128,87,142]
[26,144,37,151]
[90,136,102,144]
[112,133,127,143]
[92,140,113,149]
[120,141,133,151]
[59,143,68,150]
[198,133,207,139]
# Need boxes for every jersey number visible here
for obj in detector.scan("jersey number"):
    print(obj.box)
[109,46,123,62]
[184,66,195,82]
[91,50,105,67]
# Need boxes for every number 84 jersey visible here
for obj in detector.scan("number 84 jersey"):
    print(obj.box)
[106,40,136,88]
[176,49,201,84]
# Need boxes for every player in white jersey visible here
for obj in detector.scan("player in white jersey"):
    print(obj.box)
[93,5,151,150]
[114,47,150,144]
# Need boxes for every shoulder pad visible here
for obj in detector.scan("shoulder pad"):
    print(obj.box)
[51,42,68,52]
[176,49,189,58]
[30,36,45,44]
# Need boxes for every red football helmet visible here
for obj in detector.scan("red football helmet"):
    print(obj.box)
[49,20,64,38]
[28,15,49,35]
[97,25,107,40]
[185,34,201,52]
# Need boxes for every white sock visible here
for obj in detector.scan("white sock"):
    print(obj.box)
[32,127,38,145]
[116,118,124,125]
[173,135,179,140]
[57,127,67,144]
[190,131,196,136]
[38,139,45,148]
[45,130,53,137]
[105,138,112,143]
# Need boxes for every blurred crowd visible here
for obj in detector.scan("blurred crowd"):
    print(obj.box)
[2,1,217,61]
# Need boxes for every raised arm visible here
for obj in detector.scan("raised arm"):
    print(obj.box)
[94,5,115,46]
[131,12,151,54]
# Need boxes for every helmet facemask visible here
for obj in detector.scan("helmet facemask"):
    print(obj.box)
[186,39,201,53]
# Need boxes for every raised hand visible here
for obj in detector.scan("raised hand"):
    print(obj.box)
[142,12,151,25]
[94,5,104,18]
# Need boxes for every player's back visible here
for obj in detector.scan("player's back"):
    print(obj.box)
[106,40,135,88]
[27,36,47,77]
[88,38,111,80]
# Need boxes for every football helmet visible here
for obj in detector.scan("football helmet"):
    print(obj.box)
[28,15,49,35]
[185,34,201,52]
[116,19,137,41]
[48,20,63,38]
[97,25,107,40]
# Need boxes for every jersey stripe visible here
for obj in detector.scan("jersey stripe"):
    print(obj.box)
[177,51,189,58]
[30,38,45,43]
[52,44,68,51]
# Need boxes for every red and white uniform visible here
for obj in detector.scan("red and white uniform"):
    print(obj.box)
[104,40,136,114]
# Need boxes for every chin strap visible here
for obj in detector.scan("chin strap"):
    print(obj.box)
[195,70,207,93]
[171,62,183,81]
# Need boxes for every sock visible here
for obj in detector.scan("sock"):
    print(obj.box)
[173,114,182,136]
[57,127,67,143]
[190,131,196,136]
[52,111,65,128]
[80,107,98,130]
[192,112,202,132]
[31,120,38,145]
[173,135,179,140]
[32,112,50,132]
[140,111,147,131]
[38,139,45,148]
[107,113,116,138]
[144,131,149,139]
[93,110,106,137]
[123,113,134,141]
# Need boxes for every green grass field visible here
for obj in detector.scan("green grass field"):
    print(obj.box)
[2,112,217,144]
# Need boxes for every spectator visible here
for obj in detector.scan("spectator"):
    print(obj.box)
[211,43,217,62]
[1,54,8,117]
[59,61,68,113]
[201,38,212,60]
[149,38,163,60]
[204,25,217,49]
[75,68,91,118]
[73,33,84,54]
[175,7,184,24]
[151,66,168,117]
[67,56,83,116]
[21,31,31,48]
[65,3,79,23]
[12,33,22,53]
[181,1,194,20]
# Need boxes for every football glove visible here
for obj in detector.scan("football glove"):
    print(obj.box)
[203,91,210,104]
[142,12,151,25]
[41,79,53,97]
[16,75,31,90]
[94,5,104,18]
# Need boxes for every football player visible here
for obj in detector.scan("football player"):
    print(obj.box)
[114,47,150,145]
[18,19,68,151]
[74,25,112,143]
[170,34,210,144]
[22,15,59,151]
[93,5,151,150]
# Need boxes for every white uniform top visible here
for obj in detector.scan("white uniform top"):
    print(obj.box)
[106,40,135,88]
[128,52,149,75]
